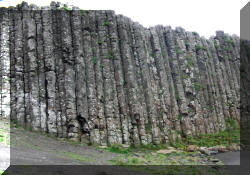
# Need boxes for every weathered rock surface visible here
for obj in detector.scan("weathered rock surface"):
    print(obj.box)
[0,2,241,145]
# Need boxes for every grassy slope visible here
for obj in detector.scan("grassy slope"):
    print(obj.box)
[99,119,240,175]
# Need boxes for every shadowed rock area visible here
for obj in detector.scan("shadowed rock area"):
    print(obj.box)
[0,1,241,146]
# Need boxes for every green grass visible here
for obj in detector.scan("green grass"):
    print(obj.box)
[160,43,166,57]
[101,143,171,155]
[0,170,4,175]
[108,150,226,174]
[56,151,95,163]
[182,119,240,147]
[107,119,239,172]
[0,128,9,145]
[104,144,133,154]
[104,119,239,155]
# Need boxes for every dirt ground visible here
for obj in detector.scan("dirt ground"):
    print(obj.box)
[0,119,10,171]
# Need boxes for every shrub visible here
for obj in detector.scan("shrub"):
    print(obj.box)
[226,37,235,46]
[168,57,173,64]
[192,32,198,36]
[150,52,154,58]
[187,58,193,67]
[145,122,152,133]
[182,73,189,79]
[80,10,87,16]
[176,48,183,55]
[195,45,202,51]
[104,20,110,26]
[175,93,179,101]
[178,114,183,120]
[123,80,127,86]
[92,57,97,64]
[100,64,104,68]
[62,5,71,12]
[214,41,219,49]
[91,48,96,54]
[202,46,207,51]
[98,40,102,45]
[195,45,206,52]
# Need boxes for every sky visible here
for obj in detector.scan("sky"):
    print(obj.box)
[0,0,248,38]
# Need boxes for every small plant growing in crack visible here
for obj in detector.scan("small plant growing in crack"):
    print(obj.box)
[192,32,198,36]
[108,50,114,59]
[92,57,97,64]
[98,40,103,45]
[104,20,110,26]
[80,10,88,16]
[178,114,183,120]
[62,5,71,12]
[100,64,104,68]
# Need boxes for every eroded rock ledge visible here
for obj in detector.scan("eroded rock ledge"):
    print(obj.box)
[0,2,241,145]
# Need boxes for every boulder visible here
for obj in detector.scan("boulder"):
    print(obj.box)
[186,145,199,152]
[199,147,217,156]
[228,143,240,151]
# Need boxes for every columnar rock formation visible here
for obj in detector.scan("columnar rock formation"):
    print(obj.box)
[0,2,241,145]
[241,39,250,129]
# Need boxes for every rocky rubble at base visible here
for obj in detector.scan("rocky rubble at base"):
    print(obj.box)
[186,144,241,155]
[112,147,225,165]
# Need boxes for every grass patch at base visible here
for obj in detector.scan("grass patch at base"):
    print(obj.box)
[56,151,96,163]
[0,128,9,145]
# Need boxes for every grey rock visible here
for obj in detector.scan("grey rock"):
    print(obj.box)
[0,2,240,146]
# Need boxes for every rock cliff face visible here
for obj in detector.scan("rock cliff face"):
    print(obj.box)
[0,2,241,145]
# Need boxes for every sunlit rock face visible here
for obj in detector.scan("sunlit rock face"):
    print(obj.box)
[0,1,241,145]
